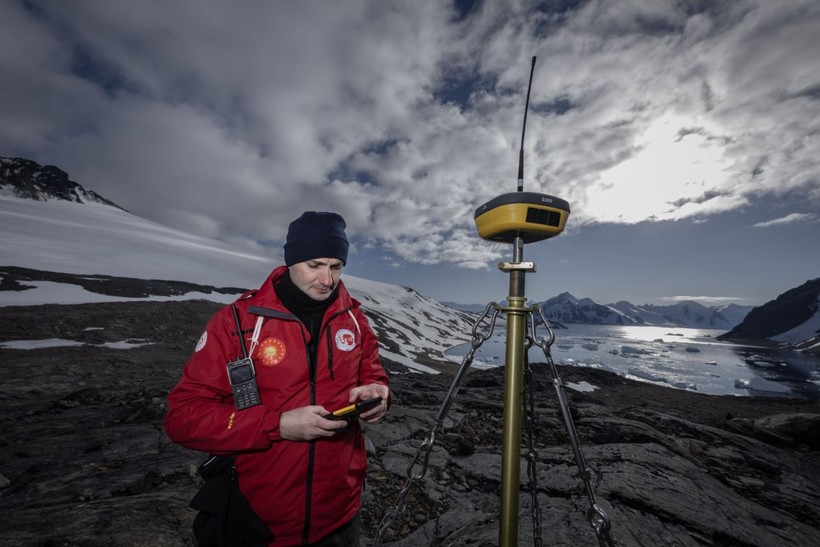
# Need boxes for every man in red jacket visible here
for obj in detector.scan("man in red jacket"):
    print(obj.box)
[164,211,391,546]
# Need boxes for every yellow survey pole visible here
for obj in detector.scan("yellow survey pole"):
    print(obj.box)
[498,237,534,546]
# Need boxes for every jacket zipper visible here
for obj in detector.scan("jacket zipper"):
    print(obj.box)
[326,328,334,380]
[320,305,354,381]
[291,306,355,544]
[302,324,316,545]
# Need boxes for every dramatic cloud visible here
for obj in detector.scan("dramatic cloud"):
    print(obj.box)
[1,0,818,300]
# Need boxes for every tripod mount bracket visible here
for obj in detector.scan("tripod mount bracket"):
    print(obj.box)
[498,261,536,272]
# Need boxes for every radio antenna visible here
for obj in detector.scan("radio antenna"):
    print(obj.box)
[475,55,569,245]
[517,56,537,192]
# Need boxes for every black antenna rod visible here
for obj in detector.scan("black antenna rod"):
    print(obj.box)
[517,56,537,192]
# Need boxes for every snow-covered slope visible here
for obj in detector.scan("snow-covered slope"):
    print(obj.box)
[1,156,122,209]
[0,193,474,373]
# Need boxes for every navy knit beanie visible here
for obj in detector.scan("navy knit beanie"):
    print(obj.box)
[284,211,349,266]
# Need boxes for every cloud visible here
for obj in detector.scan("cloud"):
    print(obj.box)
[659,295,751,305]
[752,212,819,228]
[1,0,818,271]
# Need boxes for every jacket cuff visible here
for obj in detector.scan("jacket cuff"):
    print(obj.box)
[262,411,282,441]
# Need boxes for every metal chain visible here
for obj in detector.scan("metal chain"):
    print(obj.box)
[372,303,501,546]
[373,302,615,547]
[523,331,543,547]
[529,304,615,547]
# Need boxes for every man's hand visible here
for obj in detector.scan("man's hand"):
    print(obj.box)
[279,405,347,441]
[348,383,390,423]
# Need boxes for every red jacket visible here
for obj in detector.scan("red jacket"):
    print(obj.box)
[164,266,389,545]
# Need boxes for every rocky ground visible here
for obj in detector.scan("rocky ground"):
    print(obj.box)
[2,299,820,546]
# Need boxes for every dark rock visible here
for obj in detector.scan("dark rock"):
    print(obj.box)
[0,156,125,209]
[0,266,247,300]
[1,300,820,546]
[753,413,820,449]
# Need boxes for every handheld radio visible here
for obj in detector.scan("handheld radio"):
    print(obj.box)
[227,357,262,410]
[227,305,262,410]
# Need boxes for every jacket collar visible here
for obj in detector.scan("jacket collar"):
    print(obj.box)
[247,265,355,318]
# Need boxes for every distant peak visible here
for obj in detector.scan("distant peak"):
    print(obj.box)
[0,156,126,211]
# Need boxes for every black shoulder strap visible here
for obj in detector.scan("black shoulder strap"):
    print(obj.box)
[231,304,249,359]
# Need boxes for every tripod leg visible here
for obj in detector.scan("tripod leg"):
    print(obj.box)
[551,371,613,543]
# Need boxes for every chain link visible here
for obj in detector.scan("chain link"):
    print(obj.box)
[372,303,501,546]
[523,331,543,547]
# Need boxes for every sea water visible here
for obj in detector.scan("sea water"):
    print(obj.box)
[444,324,820,399]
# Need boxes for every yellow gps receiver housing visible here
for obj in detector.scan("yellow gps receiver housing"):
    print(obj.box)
[474,192,570,244]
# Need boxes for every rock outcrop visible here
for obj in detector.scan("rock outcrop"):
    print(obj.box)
[1,300,819,546]
[719,278,820,356]
[0,156,124,209]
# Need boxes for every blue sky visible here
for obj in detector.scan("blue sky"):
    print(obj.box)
[1,0,818,306]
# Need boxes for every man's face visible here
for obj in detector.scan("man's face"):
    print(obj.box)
[289,258,344,301]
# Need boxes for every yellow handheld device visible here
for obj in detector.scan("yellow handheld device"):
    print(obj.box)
[328,397,383,420]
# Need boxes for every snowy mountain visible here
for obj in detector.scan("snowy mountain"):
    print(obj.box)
[0,157,475,374]
[712,303,755,328]
[537,289,819,355]
[540,292,637,325]
[538,292,752,329]
[629,300,750,329]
